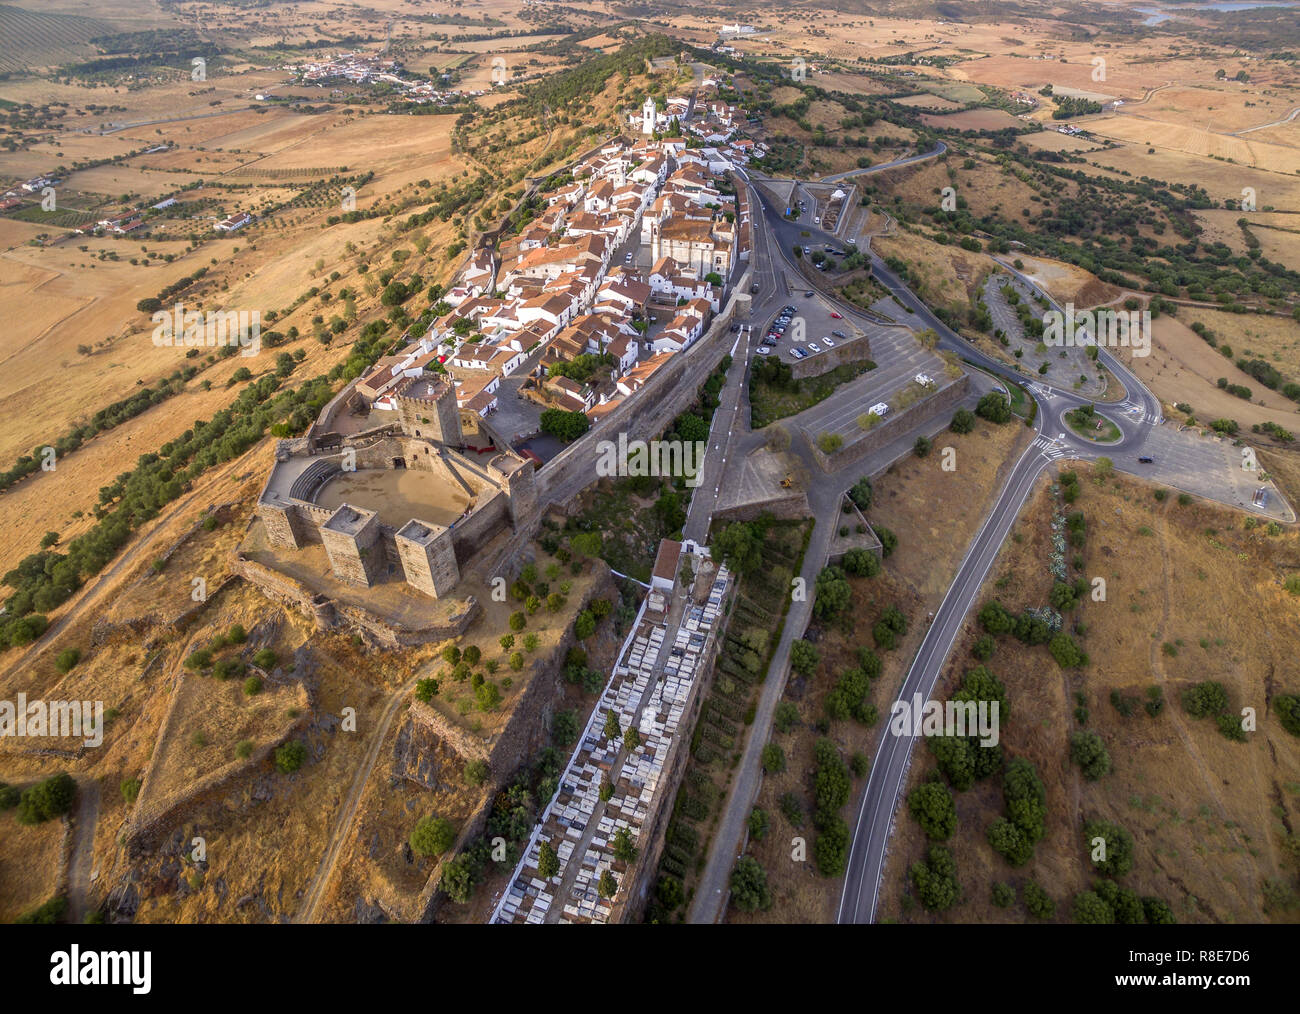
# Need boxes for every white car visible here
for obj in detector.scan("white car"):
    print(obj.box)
[823,337,835,347]
[625,252,633,262]
[814,217,821,224]
[808,343,822,353]
[756,345,771,355]
[869,402,890,417]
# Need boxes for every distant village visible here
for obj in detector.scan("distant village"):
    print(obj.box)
[286,50,485,106]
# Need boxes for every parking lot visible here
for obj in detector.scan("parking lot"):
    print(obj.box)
[794,323,951,445]
[1116,423,1295,522]
[752,287,874,366]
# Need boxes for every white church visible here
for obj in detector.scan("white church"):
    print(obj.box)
[631,96,687,136]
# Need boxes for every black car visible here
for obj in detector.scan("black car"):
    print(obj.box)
[1138,456,1153,464]
[804,290,814,297]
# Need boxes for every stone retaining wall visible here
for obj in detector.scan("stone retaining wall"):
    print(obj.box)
[808,373,970,473]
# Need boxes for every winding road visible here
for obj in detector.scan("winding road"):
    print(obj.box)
[689,158,1168,923]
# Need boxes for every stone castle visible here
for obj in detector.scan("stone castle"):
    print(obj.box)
[255,374,537,599]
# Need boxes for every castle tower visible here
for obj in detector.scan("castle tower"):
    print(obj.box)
[396,375,462,447]
[642,96,656,136]
[320,503,384,587]
[395,520,460,598]
[490,453,538,530]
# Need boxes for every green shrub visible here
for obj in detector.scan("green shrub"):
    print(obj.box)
[909,844,960,911]
[1069,730,1111,780]
[1276,695,1300,737]
[464,759,490,786]
[1024,880,1056,919]
[15,895,68,924]
[730,855,772,911]
[415,677,440,702]
[761,742,786,774]
[410,815,457,857]
[774,701,800,733]
[1083,818,1135,876]
[274,739,307,774]
[16,772,76,825]
[1183,681,1229,718]
[242,675,263,697]
[908,781,956,841]
[55,648,81,673]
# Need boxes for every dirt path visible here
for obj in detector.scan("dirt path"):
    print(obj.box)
[293,673,422,923]
[1232,106,1300,136]
[67,778,101,924]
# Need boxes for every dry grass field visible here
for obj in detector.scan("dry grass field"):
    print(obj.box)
[878,462,1300,924]
[1180,306,1300,378]
[920,109,1025,132]
[875,231,998,321]
[1088,116,1300,177]
[1136,314,1300,429]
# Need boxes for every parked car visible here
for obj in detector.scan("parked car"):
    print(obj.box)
[814,217,821,224]
[792,348,807,359]
[756,345,771,355]
[1138,456,1153,463]
[808,343,822,353]
[625,252,633,262]
[823,337,835,347]
[869,402,890,417]
[832,330,848,339]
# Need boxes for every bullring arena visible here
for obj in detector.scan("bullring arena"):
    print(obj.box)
[236,365,538,645]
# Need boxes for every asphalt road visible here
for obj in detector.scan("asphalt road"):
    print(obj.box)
[836,431,1060,924]
[689,168,1217,926]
